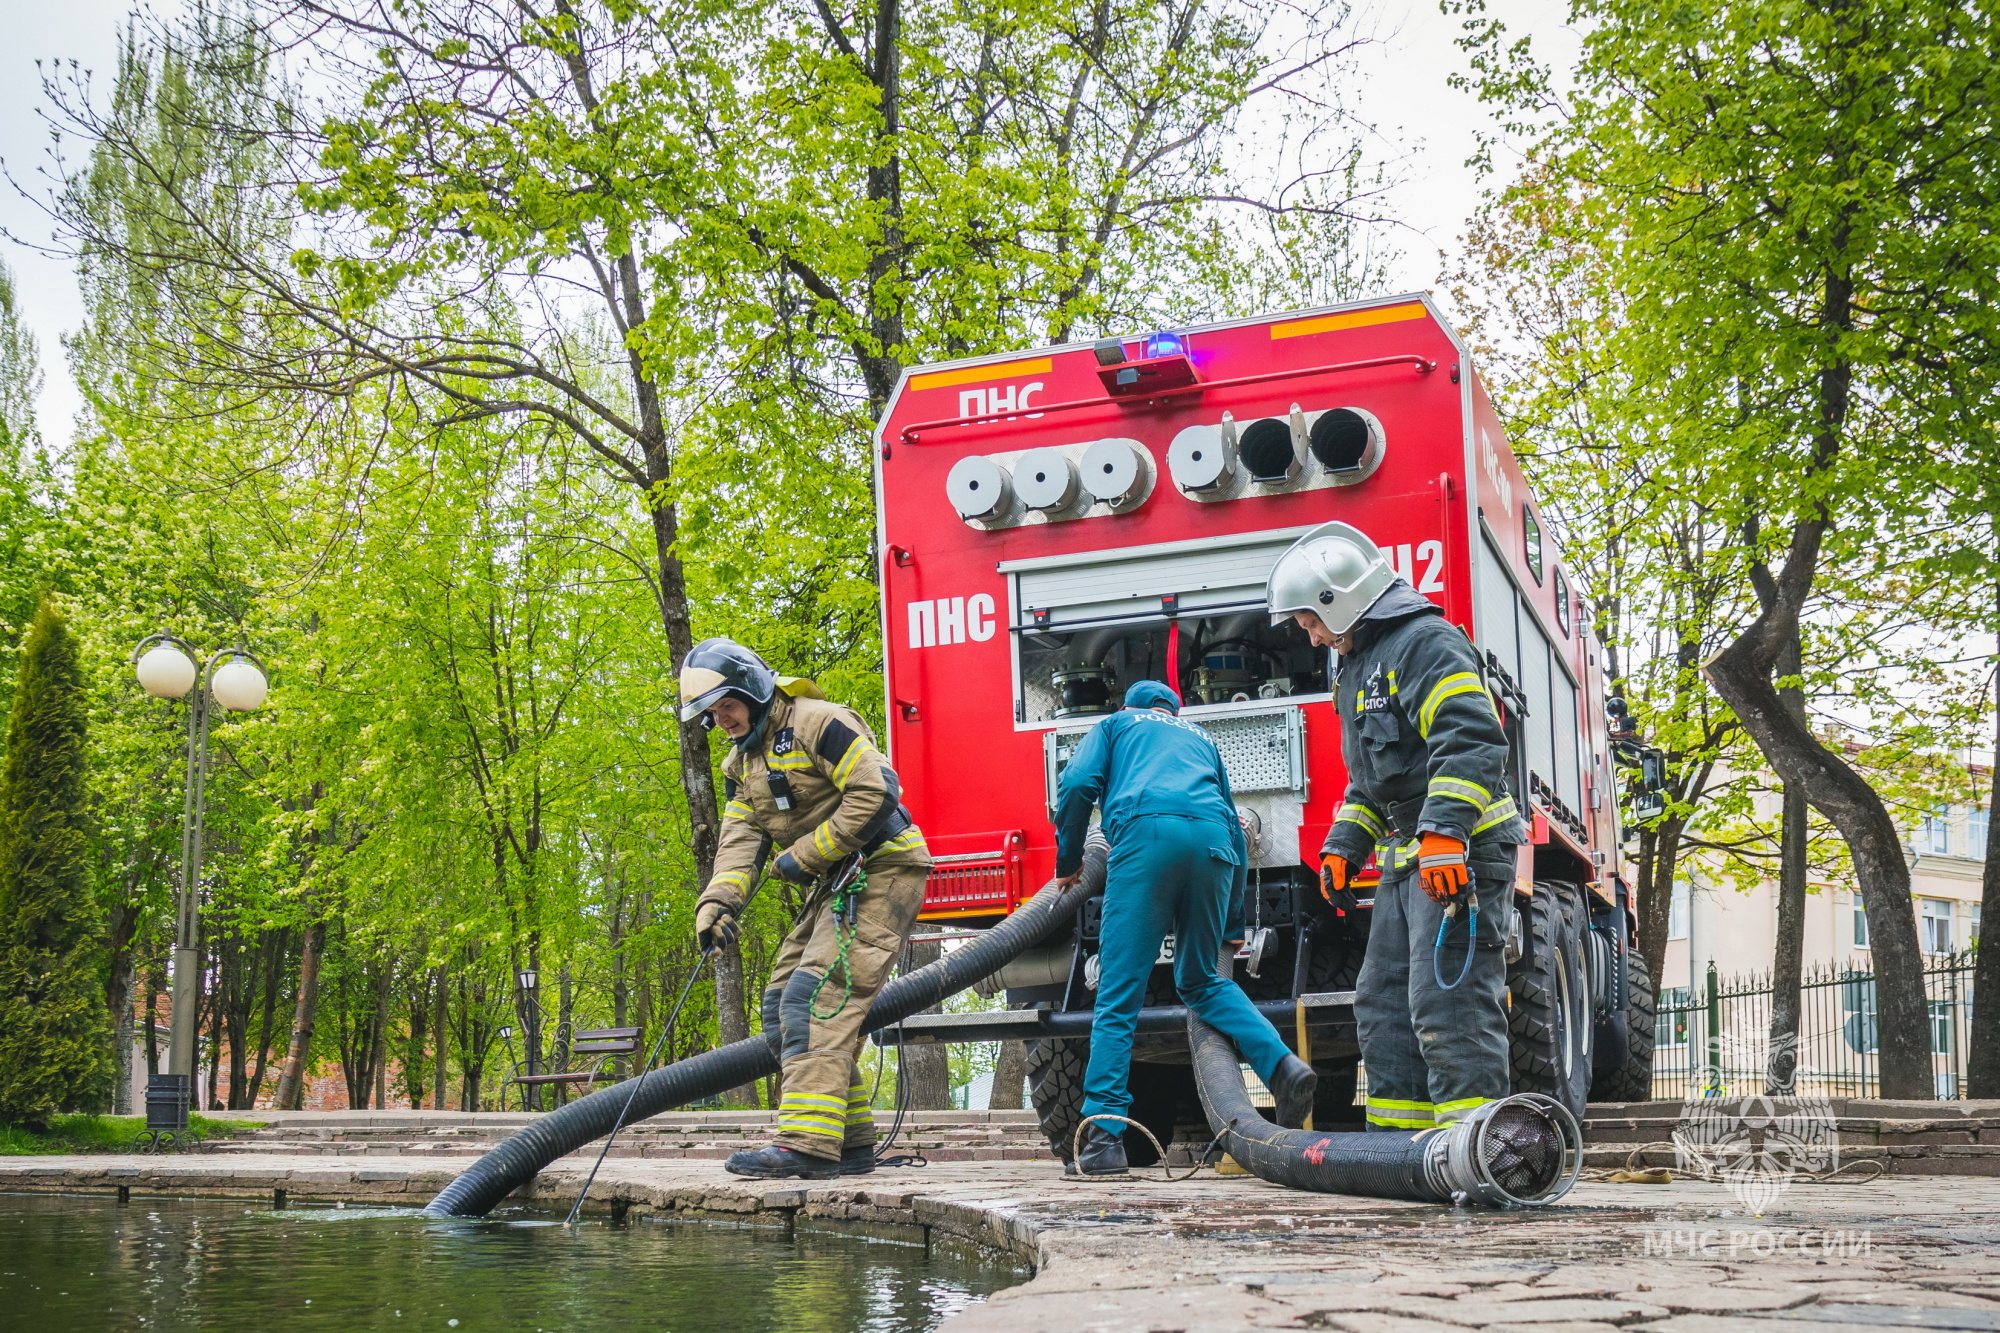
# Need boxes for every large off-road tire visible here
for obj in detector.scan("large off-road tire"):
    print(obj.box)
[1311,1056,1364,1127]
[1507,881,1591,1119]
[1590,944,1657,1104]
[1026,1037,1087,1162]
[1025,1037,1186,1166]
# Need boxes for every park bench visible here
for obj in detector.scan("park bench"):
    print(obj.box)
[509,1026,643,1107]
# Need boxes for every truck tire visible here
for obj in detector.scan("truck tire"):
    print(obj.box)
[1507,881,1590,1119]
[1590,945,1657,1104]
[1026,1037,1087,1162]
[1311,1056,1363,1127]
[1024,1037,1186,1167]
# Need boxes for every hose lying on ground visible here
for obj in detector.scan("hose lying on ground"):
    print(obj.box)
[421,838,1108,1218]
[1186,1011,1584,1207]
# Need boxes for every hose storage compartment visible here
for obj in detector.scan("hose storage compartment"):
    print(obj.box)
[1187,1013,1582,1207]
[421,841,1107,1218]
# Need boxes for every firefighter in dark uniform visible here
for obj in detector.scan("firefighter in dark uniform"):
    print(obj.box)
[680,638,931,1179]
[1265,522,1525,1131]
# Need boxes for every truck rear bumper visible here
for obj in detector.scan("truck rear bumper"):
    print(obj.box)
[871,991,1356,1046]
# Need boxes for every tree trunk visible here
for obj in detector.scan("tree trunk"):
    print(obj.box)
[243,929,286,1108]
[1707,536,1932,1100]
[204,958,225,1112]
[371,968,390,1112]
[432,964,449,1110]
[144,965,161,1078]
[1969,603,2000,1098]
[273,920,326,1110]
[988,1040,1026,1111]
[900,940,951,1109]
[714,942,756,1105]
[109,955,136,1115]
[1766,625,1809,1095]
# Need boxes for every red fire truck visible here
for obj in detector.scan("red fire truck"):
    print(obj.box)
[872,295,1656,1159]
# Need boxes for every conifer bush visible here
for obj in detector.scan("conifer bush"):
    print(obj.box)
[0,597,109,1127]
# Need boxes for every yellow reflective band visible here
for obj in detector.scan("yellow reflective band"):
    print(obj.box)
[1390,837,1421,868]
[1366,1096,1435,1112]
[1387,669,1399,695]
[813,823,841,859]
[779,1097,846,1110]
[1434,1096,1493,1116]
[1472,796,1520,834]
[870,827,926,857]
[845,1106,875,1126]
[830,739,874,788]
[1334,802,1387,839]
[778,1115,846,1137]
[1429,776,1490,805]
[768,751,813,771]
[1366,1112,1438,1129]
[710,870,750,891]
[1418,672,1494,737]
[724,799,755,821]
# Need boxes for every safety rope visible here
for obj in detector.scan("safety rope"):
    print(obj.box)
[807,864,867,1020]
[1433,890,1479,991]
[1580,1140,1885,1185]
[1064,1113,1229,1184]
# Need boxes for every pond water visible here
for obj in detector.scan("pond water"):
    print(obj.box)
[0,1192,1021,1332]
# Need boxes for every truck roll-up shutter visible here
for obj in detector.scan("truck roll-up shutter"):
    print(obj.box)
[1002,525,1317,628]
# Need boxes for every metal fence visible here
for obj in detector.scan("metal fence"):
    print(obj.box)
[1652,951,1978,1101]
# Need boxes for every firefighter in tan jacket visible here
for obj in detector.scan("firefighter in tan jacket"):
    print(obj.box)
[680,638,930,1180]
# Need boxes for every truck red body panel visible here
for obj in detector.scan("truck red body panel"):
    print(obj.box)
[874,295,1615,919]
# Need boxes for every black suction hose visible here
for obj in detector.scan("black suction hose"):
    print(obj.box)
[421,840,1108,1218]
[1187,1012,1583,1207]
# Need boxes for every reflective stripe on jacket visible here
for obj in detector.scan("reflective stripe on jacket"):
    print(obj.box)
[698,691,929,915]
[1321,581,1524,867]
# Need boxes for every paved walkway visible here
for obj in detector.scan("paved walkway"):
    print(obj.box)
[5,1152,1997,1332]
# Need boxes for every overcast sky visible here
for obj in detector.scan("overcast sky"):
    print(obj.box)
[0,0,1577,439]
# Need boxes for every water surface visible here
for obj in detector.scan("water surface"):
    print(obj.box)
[0,1191,1019,1332]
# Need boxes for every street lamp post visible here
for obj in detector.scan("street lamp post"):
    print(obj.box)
[134,635,270,1099]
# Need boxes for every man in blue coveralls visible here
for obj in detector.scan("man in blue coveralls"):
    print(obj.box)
[1052,679,1318,1178]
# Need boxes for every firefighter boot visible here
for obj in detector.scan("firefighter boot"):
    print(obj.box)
[839,1145,877,1176]
[1269,1054,1318,1129]
[1065,1122,1130,1179]
[723,1144,842,1180]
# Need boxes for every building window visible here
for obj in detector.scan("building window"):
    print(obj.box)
[1930,1001,1954,1055]
[1853,896,1870,949]
[1920,898,1953,955]
[1669,880,1690,941]
[1973,903,1984,949]
[1973,806,1990,861]
[1919,808,1951,856]
[1655,987,1690,1049]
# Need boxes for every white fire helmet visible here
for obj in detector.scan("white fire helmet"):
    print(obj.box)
[1265,520,1396,634]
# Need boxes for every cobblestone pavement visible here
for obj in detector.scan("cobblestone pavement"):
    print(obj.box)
[5,1154,1997,1333]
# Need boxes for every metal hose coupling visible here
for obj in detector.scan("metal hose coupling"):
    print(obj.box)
[1422,1093,1584,1207]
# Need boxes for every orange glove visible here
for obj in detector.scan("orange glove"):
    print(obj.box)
[1319,853,1350,899]
[1416,832,1469,904]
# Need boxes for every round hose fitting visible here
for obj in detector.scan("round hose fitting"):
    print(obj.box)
[1427,1093,1583,1207]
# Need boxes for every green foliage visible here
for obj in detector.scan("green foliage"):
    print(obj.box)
[0,1112,252,1155]
[0,599,111,1125]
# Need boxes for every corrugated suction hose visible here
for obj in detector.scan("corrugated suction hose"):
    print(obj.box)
[421,837,1108,1218]
[1187,1012,1581,1207]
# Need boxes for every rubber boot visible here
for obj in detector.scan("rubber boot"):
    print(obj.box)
[1268,1054,1318,1130]
[1063,1122,1129,1178]
[839,1145,877,1176]
[723,1143,841,1180]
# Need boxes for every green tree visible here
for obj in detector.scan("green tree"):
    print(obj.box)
[1458,0,2000,1100]
[0,598,110,1125]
